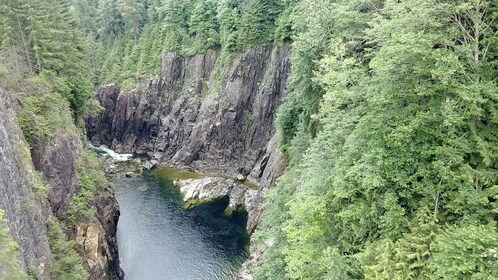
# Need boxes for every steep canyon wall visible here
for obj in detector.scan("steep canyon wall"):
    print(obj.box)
[0,89,53,278]
[0,89,121,279]
[87,45,291,278]
[88,45,289,188]
[87,45,290,231]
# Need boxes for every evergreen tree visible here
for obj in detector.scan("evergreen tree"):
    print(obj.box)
[117,0,145,40]
[0,210,27,280]
[188,0,220,53]
[256,0,498,278]
[429,225,498,279]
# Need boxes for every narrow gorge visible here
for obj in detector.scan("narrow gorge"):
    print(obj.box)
[2,0,497,279]
[86,44,291,278]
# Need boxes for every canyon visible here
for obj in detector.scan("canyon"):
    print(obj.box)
[87,44,291,278]
[0,42,290,279]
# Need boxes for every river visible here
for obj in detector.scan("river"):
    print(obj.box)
[115,167,248,280]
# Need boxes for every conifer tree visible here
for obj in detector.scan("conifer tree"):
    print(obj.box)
[117,0,145,40]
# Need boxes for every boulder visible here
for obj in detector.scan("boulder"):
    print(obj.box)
[176,177,258,232]
[142,161,154,170]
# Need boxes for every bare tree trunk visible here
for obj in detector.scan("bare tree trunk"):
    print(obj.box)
[16,17,32,72]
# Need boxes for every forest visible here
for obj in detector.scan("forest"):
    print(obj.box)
[1,0,497,279]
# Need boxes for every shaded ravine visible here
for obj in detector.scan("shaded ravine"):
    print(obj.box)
[87,45,291,278]
[115,168,248,280]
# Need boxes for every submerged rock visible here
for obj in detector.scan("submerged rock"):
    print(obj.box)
[138,185,148,192]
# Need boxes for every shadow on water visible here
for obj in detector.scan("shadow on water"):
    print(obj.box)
[150,168,250,252]
[115,166,249,280]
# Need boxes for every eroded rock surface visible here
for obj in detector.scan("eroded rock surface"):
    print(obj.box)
[93,186,123,279]
[0,89,53,279]
[176,177,258,231]
[87,45,289,186]
[87,45,291,279]
[0,88,122,279]
[76,224,104,274]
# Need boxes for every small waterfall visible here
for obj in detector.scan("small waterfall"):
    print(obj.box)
[89,144,133,162]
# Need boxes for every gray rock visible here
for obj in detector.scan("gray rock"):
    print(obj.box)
[106,164,117,174]
[0,89,53,279]
[86,44,292,279]
[237,174,245,181]
[142,161,154,170]
[178,177,233,202]
[176,177,258,232]
[86,44,290,185]
[1,89,122,279]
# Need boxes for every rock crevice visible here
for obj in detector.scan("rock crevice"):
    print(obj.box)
[0,89,53,279]
[0,88,122,279]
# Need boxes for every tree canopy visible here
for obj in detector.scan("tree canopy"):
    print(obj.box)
[255,0,498,279]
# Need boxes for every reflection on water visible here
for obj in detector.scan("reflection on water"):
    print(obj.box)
[115,169,248,280]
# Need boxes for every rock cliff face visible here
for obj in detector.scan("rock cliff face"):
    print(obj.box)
[87,44,290,278]
[87,44,289,187]
[0,89,53,279]
[74,187,122,280]
[94,187,122,279]
[29,116,121,279]
[0,87,122,279]
[30,133,81,219]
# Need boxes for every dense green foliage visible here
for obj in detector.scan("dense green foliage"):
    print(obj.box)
[0,0,94,120]
[255,0,498,279]
[67,149,109,227]
[2,0,497,279]
[0,210,28,280]
[0,1,106,278]
[72,0,294,86]
[47,217,88,280]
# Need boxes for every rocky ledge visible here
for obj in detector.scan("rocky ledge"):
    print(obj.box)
[175,177,258,232]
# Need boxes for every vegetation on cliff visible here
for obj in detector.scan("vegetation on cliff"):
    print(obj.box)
[67,150,109,227]
[0,0,109,278]
[84,1,497,278]
[0,210,27,280]
[255,0,498,279]
[0,0,96,120]
[47,217,88,280]
[1,0,497,279]
[71,0,296,87]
